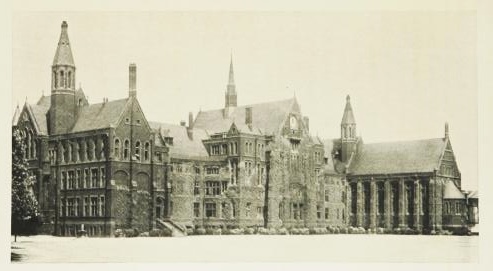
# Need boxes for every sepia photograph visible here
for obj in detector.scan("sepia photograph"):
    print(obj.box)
[5,0,490,267]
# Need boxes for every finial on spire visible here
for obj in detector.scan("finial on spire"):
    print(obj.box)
[445,122,449,138]
[346,95,351,102]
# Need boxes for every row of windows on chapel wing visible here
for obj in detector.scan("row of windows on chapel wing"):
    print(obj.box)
[114,138,150,161]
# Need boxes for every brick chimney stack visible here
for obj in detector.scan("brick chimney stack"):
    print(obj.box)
[129,63,137,97]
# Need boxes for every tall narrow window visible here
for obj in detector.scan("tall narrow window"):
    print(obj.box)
[135,141,141,161]
[124,140,130,160]
[91,168,98,188]
[67,71,72,88]
[114,138,120,159]
[205,203,217,218]
[100,167,106,188]
[60,70,65,88]
[90,197,98,216]
[144,142,150,161]
[100,196,105,217]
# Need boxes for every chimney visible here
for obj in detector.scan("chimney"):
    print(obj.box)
[187,112,194,140]
[445,122,449,138]
[245,107,252,126]
[129,63,137,97]
[180,120,186,127]
[303,116,309,131]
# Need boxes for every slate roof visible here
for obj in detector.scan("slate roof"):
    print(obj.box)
[341,95,356,124]
[53,21,75,66]
[348,138,446,175]
[71,98,129,132]
[12,105,20,126]
[194,98,296,135]
[149,122,209,159]
[443,181,465,199]
[22,95,52,135]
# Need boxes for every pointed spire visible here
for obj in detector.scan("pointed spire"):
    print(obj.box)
[12,104,20,126]
[52,21,75,66]
[225,53,237,108]
[341,95,356,124]
[228,54,235,86]
[445,122,449,138]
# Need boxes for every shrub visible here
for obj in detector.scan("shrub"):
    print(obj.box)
[205,228,215,235]
[340,227,348,234]
[123,228,139,237]
[195,227,206,235]
[149,229,161,237]
[162,228,172,237]
[376,228,384,234]
[139,232,149,237]
[278,228,289,235]
[334,227,340,234]
[114,229,124,238]
[186,228,194,236]
[212,228,222,235]
[257,227,268,235]
[309,228,317,235]
[268,228,278,235]
[244,228,255,235]
[300,228,310,235]
[230,228,244,235]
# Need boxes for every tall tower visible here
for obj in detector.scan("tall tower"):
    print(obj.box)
[48,21,77,134]
[225,55,237,109]
[341,95,357,163]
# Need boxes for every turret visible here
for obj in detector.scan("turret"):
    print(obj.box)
[48,21,78,134]
[341,95,357,163]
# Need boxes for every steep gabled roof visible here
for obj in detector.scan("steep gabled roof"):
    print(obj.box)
[12,105,20,126]
[21,96,51,135]
[348,138,446,175]
[149,122,209,159]
[194,98,296,135]
[71,98,129,132]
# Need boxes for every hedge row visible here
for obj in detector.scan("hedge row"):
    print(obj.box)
[114,226,455,237]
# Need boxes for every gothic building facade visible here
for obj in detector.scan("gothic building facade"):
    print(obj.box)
[12,21,474,236]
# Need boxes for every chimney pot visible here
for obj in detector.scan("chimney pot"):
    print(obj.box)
[180,120,186,127]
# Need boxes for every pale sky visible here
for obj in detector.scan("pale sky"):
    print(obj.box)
[12,11,477,190]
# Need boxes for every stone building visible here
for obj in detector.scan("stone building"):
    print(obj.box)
[328,95,472,233]
[13,21,476,236]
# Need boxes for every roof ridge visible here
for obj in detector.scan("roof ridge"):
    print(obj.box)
[198,97,295,113]
[362,137,444,145]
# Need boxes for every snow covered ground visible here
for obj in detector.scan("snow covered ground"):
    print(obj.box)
[11,234,478,263]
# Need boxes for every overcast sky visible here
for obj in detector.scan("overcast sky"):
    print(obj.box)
[12,11,477,189]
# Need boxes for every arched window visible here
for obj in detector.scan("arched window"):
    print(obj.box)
[60,70,65,88]
[114,138,120,160]
[123,139,130,160]
[53,71,57,88]
[245,142,249,154]
[144,142,150,161]
[135,141,141,161]
[67,71,72,88]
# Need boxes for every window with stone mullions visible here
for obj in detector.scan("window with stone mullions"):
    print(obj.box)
[205,202,216,218]
[205,181,221,196]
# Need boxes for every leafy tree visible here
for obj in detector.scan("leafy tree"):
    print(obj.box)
[11,128,39,242]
